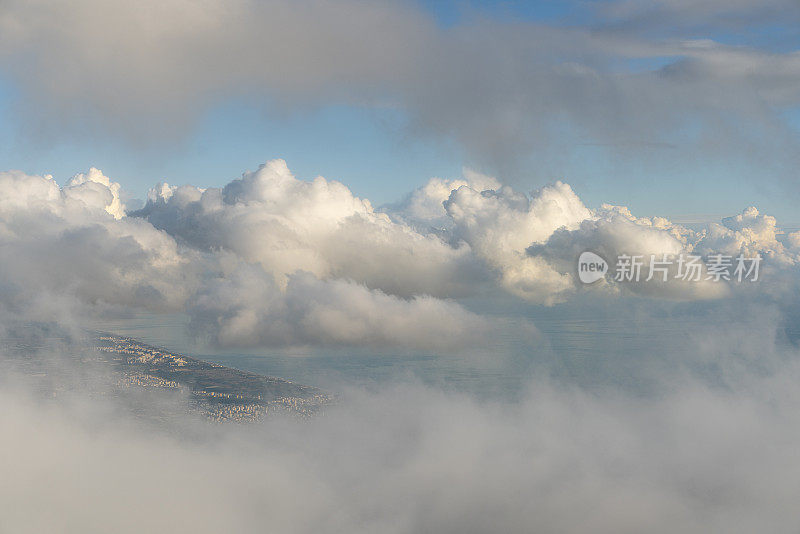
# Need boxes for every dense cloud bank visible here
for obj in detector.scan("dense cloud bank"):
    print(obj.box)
[0,160,798,349]
[3,309,800,534]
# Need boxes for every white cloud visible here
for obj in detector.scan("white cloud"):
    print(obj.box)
[694,206,800,265]
[0,169,192,316]
[0,161,799,347]
[189,266,527,351]
[137,159,488,299]
[382,169,501,232]
[443,180,592,303]
[4,311,800,533]
[0,165,523,351]
[66,167,126,219]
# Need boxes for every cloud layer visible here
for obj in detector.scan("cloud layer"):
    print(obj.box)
[4,309,800,533]
[2,0,800,175]
[0,159,797,350]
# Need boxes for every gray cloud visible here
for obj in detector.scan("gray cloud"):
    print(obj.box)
[4,305,800,533]
[594,0,800,33]
[1,0,800,175]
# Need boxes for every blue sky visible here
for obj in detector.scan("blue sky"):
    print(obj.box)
[0,94,465,208]
[0,0,799,224]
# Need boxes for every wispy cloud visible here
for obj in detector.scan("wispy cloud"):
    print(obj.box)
[2,0,800,176]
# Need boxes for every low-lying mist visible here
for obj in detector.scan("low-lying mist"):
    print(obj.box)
[3,308,800,534]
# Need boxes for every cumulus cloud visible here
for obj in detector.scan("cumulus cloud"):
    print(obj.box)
[0,164,520,351]
[391,175,799,303]
[443,180,593,304]
[381,168,501,232]
[0,169,194,317]
[189,266,528,351]
[1,159,799,348]
[695,206,800,263]
[135,159,488,299]
[524,200,800,301]
[66,167,126,219]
